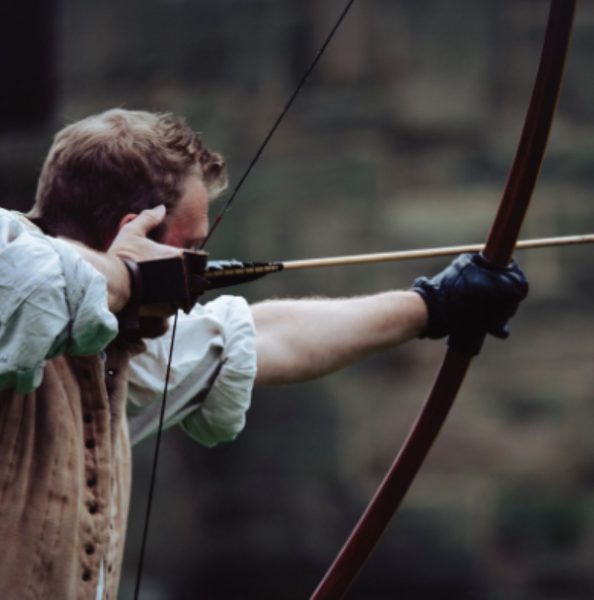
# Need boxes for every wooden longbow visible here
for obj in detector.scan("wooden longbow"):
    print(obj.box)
[311,1,577,597]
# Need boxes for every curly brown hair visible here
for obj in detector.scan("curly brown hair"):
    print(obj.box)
[32,109,228,249]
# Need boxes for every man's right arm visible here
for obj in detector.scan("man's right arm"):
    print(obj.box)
[0,205,181,393]
[65,244,131,312]
[65,205,182,313]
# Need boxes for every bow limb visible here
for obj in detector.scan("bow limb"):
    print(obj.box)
[311,1,576,598]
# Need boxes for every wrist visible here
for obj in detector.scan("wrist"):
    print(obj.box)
[406,290,430,337]
[117,256,142,327]
[409,278,447,339]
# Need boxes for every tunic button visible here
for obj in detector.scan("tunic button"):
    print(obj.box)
[87,475,97,487]
[83,413,92,424]
[82,570,92,582]
[106,368,116,377]
[85,438,96,450]
[85,544,95,555]
[89,502,99,515]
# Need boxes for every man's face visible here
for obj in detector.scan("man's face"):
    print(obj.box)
[133,174,210,339]
[163,174,210,250]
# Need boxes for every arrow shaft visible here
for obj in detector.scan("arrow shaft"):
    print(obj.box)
[282,233,593,271]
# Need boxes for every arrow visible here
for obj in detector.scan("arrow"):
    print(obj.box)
[203,233,593,289]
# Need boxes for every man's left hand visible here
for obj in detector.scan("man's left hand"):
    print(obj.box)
[411,252,529,354]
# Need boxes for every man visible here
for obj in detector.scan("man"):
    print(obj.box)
[0,109,527,599]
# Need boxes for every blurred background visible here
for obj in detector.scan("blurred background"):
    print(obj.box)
[2,0,594,598]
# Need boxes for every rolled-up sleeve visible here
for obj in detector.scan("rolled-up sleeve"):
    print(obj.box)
[0,210,118,393]
[127,295,257,448]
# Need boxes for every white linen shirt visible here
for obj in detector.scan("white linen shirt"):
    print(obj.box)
[0,209,257,447]
[0,208,118,393]
[127,296,257,448]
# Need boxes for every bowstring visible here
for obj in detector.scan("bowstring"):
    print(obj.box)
[201,0,357,249]
[133,0,357,596]
[133,312,178,600]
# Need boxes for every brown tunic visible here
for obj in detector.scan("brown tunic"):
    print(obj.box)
[0,341,132,600]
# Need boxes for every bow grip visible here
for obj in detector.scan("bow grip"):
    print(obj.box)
[137,250,209,314]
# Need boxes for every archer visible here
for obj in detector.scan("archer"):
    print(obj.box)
[0,108,527,599]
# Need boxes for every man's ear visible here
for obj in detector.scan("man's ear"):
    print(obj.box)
[118,213,138,231]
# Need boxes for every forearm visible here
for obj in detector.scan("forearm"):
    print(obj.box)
[64,242,130,313]
[252,291,427,385]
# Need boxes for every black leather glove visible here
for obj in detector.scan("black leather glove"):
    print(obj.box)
[411,253,529,355]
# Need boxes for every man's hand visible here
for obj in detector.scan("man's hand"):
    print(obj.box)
[108,205,189,327]
[107,205,181,263]
[411,252,529,355]
[67,205,183,316]
[108,206,210,333]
